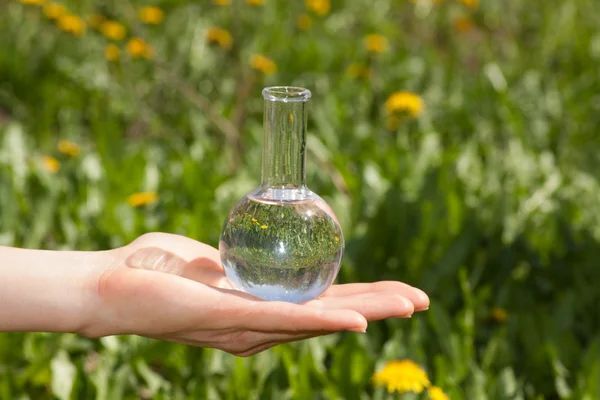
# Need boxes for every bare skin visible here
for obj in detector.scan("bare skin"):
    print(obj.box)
[0,232,429,357]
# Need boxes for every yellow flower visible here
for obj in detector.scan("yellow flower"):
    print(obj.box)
[245,0,265,5]
[105,44,120,61]
[19,0,46,6]
[213,0,230,5]
[429,386,450,400]
[453,16,474,33]
[346,63,371,79]
[261,225,268,229]
[372,360,431,394]
[296,14,312,30]
[57,140,80,157]
[250,54,277,75]
[206,27,233,50]
[491,307,508,323]
[58,14,86,37]
[458,0,478,8]
[89,13,105,29]
[100,20,126,41]
[385,91,424,117]
[138,6,164,24]
[365,34,388,53]
[43,3,67,19]
[126,37,154,59]
[305,0,330,16]
[127,192,158,207]
[41,156,60,174]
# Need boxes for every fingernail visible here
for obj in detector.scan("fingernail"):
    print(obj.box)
[348,326,367,333]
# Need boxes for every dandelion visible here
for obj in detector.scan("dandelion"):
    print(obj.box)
[100,20,126,41]
[334,236,340,243]
[385,91,424,118]
[261,225,268,229]
[19,0,46,6]
[138,6,164,24]
[372,360,431,394]
[213,0,230,5]
[126,37,154,59]
[105,44,120,61]
[43,3,67,19]
[453,16,474,33]
[458,0,478,8]
[296,14,312,30]
[364,34,388,53]
[491,307,508,323]
[250,54,277,75]
[305,0,330,16]
[57,140,80,157]
[428,386,450,400]
[89,13,105,29]
[127,192,158,207]
[206,27,233,50]
[41,156,60,174]
[245,0,265,5]
[57,14,86,37]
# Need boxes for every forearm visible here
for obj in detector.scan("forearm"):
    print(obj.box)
[0,246,113,334]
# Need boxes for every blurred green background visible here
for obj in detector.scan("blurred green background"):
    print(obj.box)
[2,0,600,398]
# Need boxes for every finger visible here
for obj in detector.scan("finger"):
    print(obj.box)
[322,281,430,311]
[128,232,223,270]
[228,298,368,333]
[305,292,414,320]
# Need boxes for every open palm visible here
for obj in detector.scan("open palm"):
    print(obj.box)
[85,233,429,357]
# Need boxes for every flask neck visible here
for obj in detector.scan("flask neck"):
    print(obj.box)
[260,87,311,189]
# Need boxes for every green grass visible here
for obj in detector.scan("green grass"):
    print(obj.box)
[1,0,600,398]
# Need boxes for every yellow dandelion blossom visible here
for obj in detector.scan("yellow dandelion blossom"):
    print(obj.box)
[385,91,424,117]
[100,20,126,41]
[43,3,67,19]
[252,218,258,222]
[250,54,277,75]
[491,307,508,323]
[260,225,268,229]
[213,0,230,5]
[57,140,80,157]
[206,27,233,50]
[296,14,312,30]
[334,236,340,243]
[453,16,474,33]
[127,192,158,207]
[245,0,265,5]
[19,0,46,6]
[138,6,164,24]
[429,386,450,400]
[364,34,388,53]
[305,0,330,16]
[459,0,478,8]
[372,360,431,394]
[126,37,154,59]
[58,14,86,37]
[88,13,105,29]
[105,44,120,61]
[41,156,60,174]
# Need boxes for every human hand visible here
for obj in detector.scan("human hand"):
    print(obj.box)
[80,233,429,356]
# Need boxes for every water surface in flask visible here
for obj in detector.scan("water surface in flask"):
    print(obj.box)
[219,192,344,303]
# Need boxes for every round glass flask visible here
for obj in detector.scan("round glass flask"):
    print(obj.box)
[219,86,344,303]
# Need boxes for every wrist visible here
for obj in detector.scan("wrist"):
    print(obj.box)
[0,246,116,335]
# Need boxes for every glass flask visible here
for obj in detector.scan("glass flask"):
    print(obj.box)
[219,86,344,303]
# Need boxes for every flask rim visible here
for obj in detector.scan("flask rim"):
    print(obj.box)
[262,86,311,103]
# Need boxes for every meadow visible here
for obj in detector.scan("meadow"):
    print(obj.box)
[1,0,600,398]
